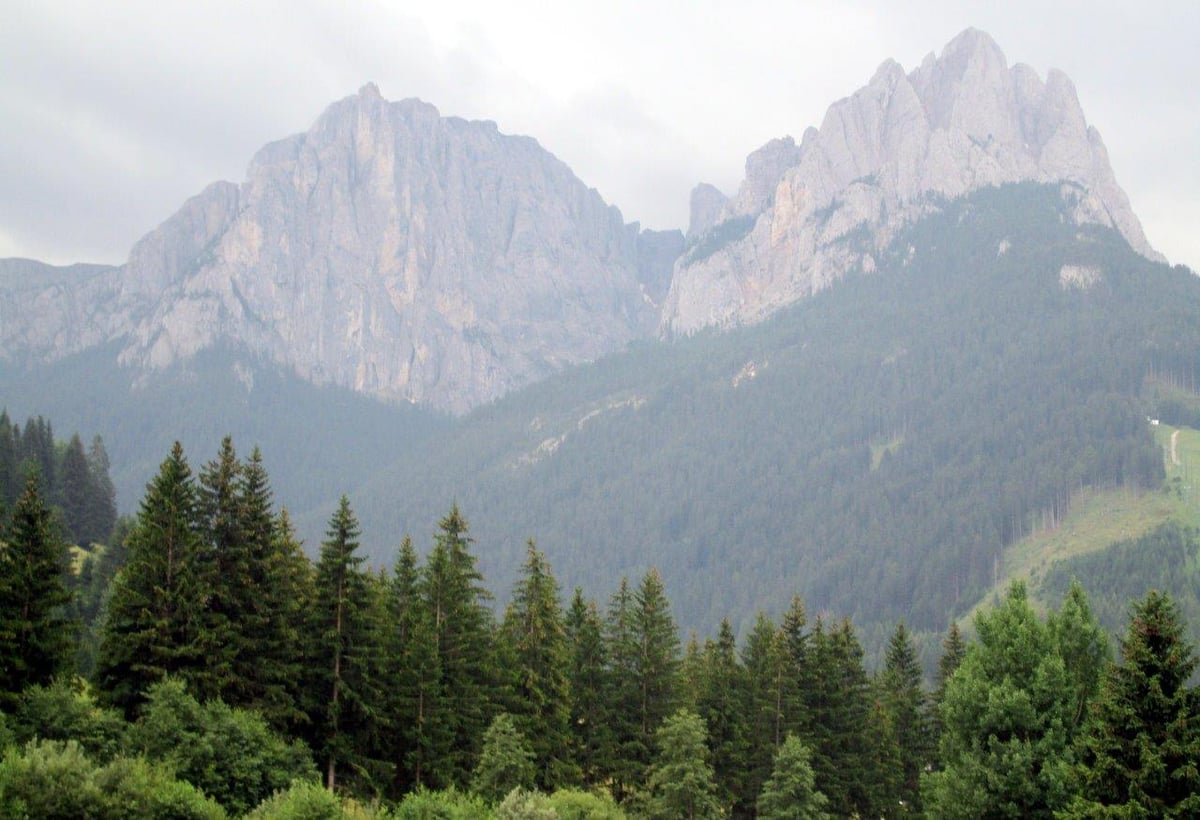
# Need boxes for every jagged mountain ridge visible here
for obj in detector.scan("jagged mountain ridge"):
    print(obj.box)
[663,28,1162,334]
[0,29,1163,413]
[0,85,681,413]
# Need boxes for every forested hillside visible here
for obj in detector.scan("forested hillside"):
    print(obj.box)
[1,433,1197,817]
[340,183,1200,652]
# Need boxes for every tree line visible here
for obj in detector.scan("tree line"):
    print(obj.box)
[1,434,1198,816]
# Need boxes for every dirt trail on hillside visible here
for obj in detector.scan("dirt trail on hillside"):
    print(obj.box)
[1171,429,1181,466]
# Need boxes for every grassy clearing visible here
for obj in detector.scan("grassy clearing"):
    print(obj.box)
[959,423,1200,622]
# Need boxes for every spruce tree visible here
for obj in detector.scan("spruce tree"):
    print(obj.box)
[0,474,73,706]
[633,569,680,742]
[420,504,496,787]
[1067,590,1200,817]
[502,540,575,790]
[644,707,722,820]
[604,576,643,800]
[305,495,386,792]
[59,434,91,545]
[471,713,536,804]
[697,619,750,815]
[930,620,965,762]
[0,411,17,508]
[1049,579,1111,731]
[564,588,613,788]
[83,436,116,547]
[385,535,445,794]
[756,734,828,820]
[741,612,787,805]
[878,621,930,812]
[95,443,207,716]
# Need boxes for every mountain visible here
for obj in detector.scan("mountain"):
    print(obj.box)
[0,84,681,413]
[662,28,1162,334]
[333,183,1199,658]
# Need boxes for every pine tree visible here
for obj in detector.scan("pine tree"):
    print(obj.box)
[741,612,788,806]
[249,463,312,732]
[0,474,73,706]
[194,436,246,701]
[1067,590,1200,817]
[922,582,1075,817]
[471,713,536,804]
[385,536,444,794]
[756,734,828,820]
[804,618,874,817]
[305,495,386,792]
[878,622,930,812]
[564,588,613,788]
[0,411,18,508]
[95,443,207,716]
[502,540,575,790]
[697,619,750,815]
[59,434,91,545]
[420,504,496,787]
[633,569,680,743]
[1049,579,1111,731]
[604,576,643,800]
[83,436,116,547]
[644,707,722,819]
[930,620,965,764]
[779,596,812,740]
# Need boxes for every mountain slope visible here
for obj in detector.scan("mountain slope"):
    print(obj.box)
[0,86,681,413]
[663,28,1162,335]
[335,184,1197,648]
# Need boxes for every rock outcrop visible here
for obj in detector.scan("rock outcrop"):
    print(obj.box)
[661,28,1163,334]
[0,85,679,413]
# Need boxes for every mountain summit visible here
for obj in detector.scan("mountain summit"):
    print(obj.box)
[1,86,680,413]
[0,29,1160,412]
[661,28,1161,334]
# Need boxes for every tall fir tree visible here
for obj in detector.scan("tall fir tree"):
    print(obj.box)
[604,576,644,801]
[644,707,722,820]
[741,612,788,807]
[0,411,17,508]
[756,734,829,820]
[930,620,965,764]
[1066,590,1200,817]
[95,443,208,716]
[0,473,73,707]
[59,434,91,545]
[1049,579,1111,731]
[420,504,497,788]
[564,588,614,788]
[502,540,575,790]
[697,619,751,815]
[878,621,930,812]
[305,495,387,792]
[84,435,117,546]
[385,536,445,794]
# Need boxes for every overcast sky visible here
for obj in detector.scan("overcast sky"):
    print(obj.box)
[3,1,1197,271]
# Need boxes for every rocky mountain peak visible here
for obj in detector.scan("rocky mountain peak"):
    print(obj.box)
[661,28,1163,335]
[1,88,678,413]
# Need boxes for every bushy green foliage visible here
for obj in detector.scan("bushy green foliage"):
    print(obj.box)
[0,739,225,819]
[392,786,492,818]
[546,788,625,819]
[495,787,556,819]
[126,678,316,816]
[243,779,351,819]
[13,678,126,759]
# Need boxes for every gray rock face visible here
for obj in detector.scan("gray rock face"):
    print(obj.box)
[661,28,1163,334]
[1,85,668,413]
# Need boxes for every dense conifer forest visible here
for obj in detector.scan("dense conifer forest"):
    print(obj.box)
[1,426,1198,817]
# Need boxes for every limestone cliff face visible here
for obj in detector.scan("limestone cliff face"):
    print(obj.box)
[0,85,676,413]
[662,28,1163,334]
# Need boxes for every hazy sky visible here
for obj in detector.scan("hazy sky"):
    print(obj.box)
[3,1,1197,271]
